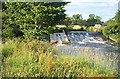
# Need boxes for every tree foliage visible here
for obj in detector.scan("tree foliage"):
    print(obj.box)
[103,11,120,42]
[62,16,72,26]
[2,2,68,40]
[86,14,102,26]
[71,14,83,25]
[62,14,103,27]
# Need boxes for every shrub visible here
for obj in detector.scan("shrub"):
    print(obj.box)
[102,25,120,40]
[102,26,110,38]
[81,26,87,31]
[86,26,103,32]
[93,26,103,32]
[86,26,94,32]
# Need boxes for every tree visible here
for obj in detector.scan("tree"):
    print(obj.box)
[103,11,120,42]
[2,2,68,40]
[62,16,72,26]
[105,10,120,26]
[89,14,95,19]
[105,19,116,26]
[95,16,102,24]
[86,14,102,26]
[118,11,120,27]
[114,10,120,28]
[71,14,83,25]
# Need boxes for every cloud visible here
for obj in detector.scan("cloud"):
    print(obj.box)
[64,0,118,21]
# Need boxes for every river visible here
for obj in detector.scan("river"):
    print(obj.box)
[55,31,120,74]
[56,31,119,54]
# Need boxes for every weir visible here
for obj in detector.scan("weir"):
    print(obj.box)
[50,31,120,74]
[50,31,119,55]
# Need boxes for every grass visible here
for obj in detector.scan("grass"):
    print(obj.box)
[1,38,119,77]
[72,25,81,30]
[56,25,66,28]
[55,25,103,32]
[55,25,83,31]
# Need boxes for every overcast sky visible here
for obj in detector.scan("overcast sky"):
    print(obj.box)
[64,0,119,22]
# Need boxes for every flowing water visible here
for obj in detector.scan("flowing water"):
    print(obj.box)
[55,31,120,74]
[57,31,119,54]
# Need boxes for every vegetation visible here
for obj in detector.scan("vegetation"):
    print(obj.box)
[86,14,102,26]
[103,10,120,43]
[86,26,102,32]
[1,1,120,78]
[2,39,118,77]
[2,2,119,42]
[62,11,120,43]
[62,14,103,26]
[2,2,68,40]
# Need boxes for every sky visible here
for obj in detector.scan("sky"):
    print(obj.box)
[64,0,119,22]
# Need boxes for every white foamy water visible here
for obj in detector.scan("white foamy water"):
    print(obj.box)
[55,31,120,69]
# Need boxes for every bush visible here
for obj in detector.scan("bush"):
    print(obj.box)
[93,27,103,32]
[86,26,103,32]
[102,26,110,38]
[102,25,120,41]
[86,26,94,32]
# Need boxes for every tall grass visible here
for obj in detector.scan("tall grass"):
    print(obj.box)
[1,38,118,77]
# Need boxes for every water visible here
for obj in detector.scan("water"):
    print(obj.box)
[55,31,120,70]
[55,31,120,74]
